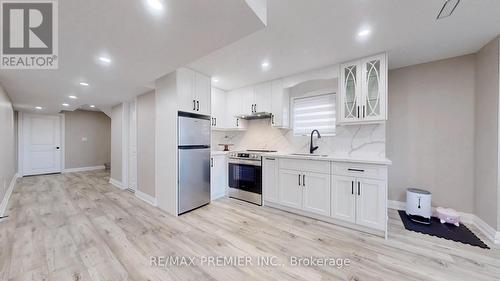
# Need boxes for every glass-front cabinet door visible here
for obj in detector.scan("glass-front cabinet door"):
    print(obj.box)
[340,62,361,123]
[361,53,386,121]
[338,53,387,124]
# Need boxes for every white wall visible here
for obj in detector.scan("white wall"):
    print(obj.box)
[387,54,476,213]
[0,84,16,204]
[64,110,111,169]
[111,104,123,183]
[474,37,500,230]
[137,91,156,198]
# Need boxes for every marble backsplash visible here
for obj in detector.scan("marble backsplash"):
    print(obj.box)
[212,119,386,159]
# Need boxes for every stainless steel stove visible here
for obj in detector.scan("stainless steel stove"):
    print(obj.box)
[227,150,277,205]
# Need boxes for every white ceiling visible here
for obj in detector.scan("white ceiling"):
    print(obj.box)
[189,0,500,91]
[0,0,265,113]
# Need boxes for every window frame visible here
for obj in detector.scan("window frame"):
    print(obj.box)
[291,88,337,137]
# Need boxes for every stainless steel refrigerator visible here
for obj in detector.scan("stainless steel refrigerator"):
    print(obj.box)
[178,112,211,214]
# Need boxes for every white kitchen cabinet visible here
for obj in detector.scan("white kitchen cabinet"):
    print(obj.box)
[177,68,196,113]
[331,175,356,223]
[331,172,387,231]
[262,157,278,203]
[176,67,211,115]
[254,82,272,113]
[302,172,331,216]
[210,154,227,200]
[355,178,386,230]
[271,79,290,128]
[278,169,303,209]
[226,89,247,130]
[195,72,211,115]
[211,87,226,129]
[240,87,255,116]
[277,167,331,216]
[339,53,387,124]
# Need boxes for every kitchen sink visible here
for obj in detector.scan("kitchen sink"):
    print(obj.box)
[290,153,328,157]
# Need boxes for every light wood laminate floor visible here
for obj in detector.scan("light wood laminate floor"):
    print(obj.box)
[0,170,499,281]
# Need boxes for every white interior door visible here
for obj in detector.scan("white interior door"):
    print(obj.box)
[22,114,62,176]
[128,101,137,192]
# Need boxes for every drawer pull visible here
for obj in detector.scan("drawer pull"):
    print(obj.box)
[265,158,276,160]
[348,168,365,172]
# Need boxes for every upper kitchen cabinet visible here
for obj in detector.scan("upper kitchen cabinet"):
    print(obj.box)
[211,87,227,129]
[254,82,272,113]
[270,79,290,128]
[226,89,247,130]
[338,53,387,124]
[239,82,272,115]
[177,67,211,116]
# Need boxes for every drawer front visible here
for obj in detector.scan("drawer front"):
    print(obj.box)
[279,158,330,174]
[332,162,387,180]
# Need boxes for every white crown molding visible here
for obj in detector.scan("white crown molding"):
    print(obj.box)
[388,200,499,244]
[135,190,157,207]
[0,173,20,219]
[63,165,105,173]
[109,178,125,190]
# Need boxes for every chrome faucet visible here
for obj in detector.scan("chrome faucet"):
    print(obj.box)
[310,130,321,154]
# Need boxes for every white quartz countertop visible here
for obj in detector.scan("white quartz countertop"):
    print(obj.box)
[211,151,229,156]
[261,152,392,165]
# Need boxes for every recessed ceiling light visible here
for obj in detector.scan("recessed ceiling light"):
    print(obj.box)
[68,95,78,99]
[62,103,69,107]
[147,0,163,10]
[357,28,371,37]
[89,105,96,108]
[80,82,89,86]
[98,56,112,64]
[35,106,42,110]
[437,0,460,20]
[261,61,270,70]
[212,78,219,83]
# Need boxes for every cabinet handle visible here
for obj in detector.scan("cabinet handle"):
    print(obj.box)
[358,181,361,196]
[298,174,301,186]
[236,118,239,127]
[265,158,275,160]
[351,181,354,195]
[363,105,366,118]
[302,175,305,186]
[348,168,365,172]
[214,117,217,126]
[193,100,196,110]
[271,114,274,125]
[196,100,199,111]
[210,158,213,167]
[357,106,360,118]
[254,104,257,112]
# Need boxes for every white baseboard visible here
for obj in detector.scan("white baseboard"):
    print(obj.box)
[109,178,125,190]
[63,165,105,173]
[388,200,499,244]
[0,173,20,218]
[135,190,157,206]
[211,192,226,201]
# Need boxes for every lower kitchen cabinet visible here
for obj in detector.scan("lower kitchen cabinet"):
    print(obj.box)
[262,157,278,203]
[331,175,386,231]
[330,175,356,223]
[278,170,303,209]
[277,169,331,216]
[264,157,389,237]
[302,172,330,216]
[355,178,386,230]
[210,154,227,200]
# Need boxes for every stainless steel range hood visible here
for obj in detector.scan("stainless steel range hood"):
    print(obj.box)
[236,112,272,120]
